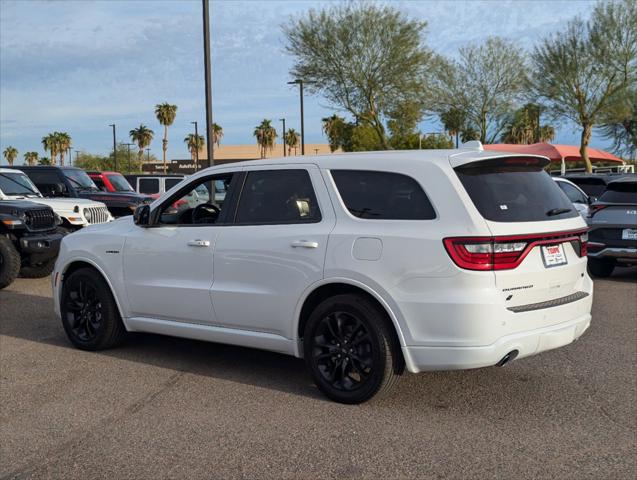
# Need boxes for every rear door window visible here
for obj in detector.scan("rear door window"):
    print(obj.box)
[235,169,321,224]
[139,178,160,194]
[455,158,578,222]
[557,181,588,204]
[331,170,436,220]
[599,181,637,203]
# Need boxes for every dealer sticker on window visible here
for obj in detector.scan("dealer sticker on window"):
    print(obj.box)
[541,244,567,268]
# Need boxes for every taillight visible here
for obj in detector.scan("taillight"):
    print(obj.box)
[588,205,607,218]
[444,229,588,271]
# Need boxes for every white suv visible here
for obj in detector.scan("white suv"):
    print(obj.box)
[52,146,592,403]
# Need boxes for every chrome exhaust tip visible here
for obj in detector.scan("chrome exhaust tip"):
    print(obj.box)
[496,349,519,367]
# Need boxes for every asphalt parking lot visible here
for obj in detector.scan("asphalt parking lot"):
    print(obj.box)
[1,269,636,480]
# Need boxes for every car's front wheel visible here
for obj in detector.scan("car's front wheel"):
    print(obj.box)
[303,294,403,404]
[0,236,21,289]
[60,267,126,350]
[588,258,615,278]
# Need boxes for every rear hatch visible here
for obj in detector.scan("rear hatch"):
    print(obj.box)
[450,156,589,309]
[588,178,637,250]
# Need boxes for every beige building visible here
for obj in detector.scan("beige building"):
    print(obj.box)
[193,143,339,164]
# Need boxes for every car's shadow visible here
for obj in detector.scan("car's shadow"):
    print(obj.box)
[593,265,637,283]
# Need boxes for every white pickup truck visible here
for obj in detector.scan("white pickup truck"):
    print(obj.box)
[0,168,112,231]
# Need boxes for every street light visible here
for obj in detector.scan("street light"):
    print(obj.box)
[202,0,214,168]
[191,121,199,172]
[123,143,134,174]
[287,79,307,155]
[109,124,117,171]
[279,118,286,157]
[145,148,151,164]
[68,148,73,167]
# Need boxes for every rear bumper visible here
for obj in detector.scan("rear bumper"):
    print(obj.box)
[403,312,591,373]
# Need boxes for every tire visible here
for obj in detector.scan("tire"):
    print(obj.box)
[60,267,126,350]
[588,258,615,278]
[20,257,56,278]
[303,294,403,404]
[0,236,21,289]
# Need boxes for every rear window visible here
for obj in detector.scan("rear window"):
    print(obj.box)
[139,178,160,194]
[165,178,182,191]
[331,170,436,220]
[599,181,637,204]
[455,158,578,222]
[565,178,607,197]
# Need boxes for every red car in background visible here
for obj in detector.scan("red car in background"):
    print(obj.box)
[88,171,187,209]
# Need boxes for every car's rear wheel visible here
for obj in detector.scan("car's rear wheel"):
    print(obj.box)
[303,294,402,404]
[588,258,615,278]
[0,236,21,289]
[60,267,126,350]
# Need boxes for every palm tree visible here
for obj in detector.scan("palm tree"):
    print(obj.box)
[41,133,59,166]
[129,124,155,165]
[3,146,18,166]
[440,108,467,148]
[212,123,223,147]
[253,119,277,159]
[38,156,51,166]
[501,104,555,144]
[154,102,178,173]
[285,128,301,156]
[184,133,205,160]
[56,132,72,166]
[23,151,39,166]
[322,115,346,152]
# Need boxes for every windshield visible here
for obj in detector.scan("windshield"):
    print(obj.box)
[456,158,578,222]
[0,172,41,196]
[108,174,134,192]
[64,169,98,190]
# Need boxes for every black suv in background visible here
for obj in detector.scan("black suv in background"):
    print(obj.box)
[0,200,63,288]
[6,166,152,217]
[587,176,637,277]
[562,173,629,198]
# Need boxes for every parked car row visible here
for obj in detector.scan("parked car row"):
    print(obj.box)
[555,173,637,277]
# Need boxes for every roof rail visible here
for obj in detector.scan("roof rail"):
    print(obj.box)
[459,140,483,151]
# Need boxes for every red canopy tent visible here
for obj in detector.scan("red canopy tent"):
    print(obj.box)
[483,142,623,173]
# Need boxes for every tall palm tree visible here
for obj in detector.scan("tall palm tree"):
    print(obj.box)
[41,133,59,166]
[154,102,178,173]
[285,128,301,156]
[3,146,18,166]
[322,114,346,152]
[56,132,72,166]
[129,124,155,166]
[184,133,205,160]
[501,104,555,144]
[23,151,39,166]
[212,123,223,147]
[253,119,277,159]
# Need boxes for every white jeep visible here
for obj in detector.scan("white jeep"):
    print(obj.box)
[0,168,112,231]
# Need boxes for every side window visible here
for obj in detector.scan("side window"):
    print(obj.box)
[27,171,64,196]
[558,182,587,204]
[331,170,436,220]
[92,178,107,191]
[164,178,182,192]
[235,169,321,224]
[158,173,235,226]
[139,178,160,194]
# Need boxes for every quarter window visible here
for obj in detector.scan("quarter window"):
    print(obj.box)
[235,169,321,224]
[331,170,436,220]
[557,182,587,204]
[139,178,160,194]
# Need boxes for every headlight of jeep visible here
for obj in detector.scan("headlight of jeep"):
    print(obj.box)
[83,208,92,222]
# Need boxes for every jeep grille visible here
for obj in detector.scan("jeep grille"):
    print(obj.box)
[25,208,55,231]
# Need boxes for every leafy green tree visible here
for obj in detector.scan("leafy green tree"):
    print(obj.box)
[285,128,300,155]
[420,134,454,149]
[253,119,277,158]
[387,100,424,149]
[23,151,38,166]
[154,102,178,173]
[530,0,637,171]
[129,124,155,167]
[350,125,383,151]
[38,156,51,166]
[184,134,206,160]
[500,104,556,144]
[284,2,433,149]
[212,123,223,148]
[3,146,18,166]
[430,37,527,144]
[599,88,637,160]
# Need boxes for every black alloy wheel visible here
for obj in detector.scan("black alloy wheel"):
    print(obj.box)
[65,278,103,342]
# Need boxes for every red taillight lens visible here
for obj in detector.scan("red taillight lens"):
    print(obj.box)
[588,205,606,218]
[444,229,588,271]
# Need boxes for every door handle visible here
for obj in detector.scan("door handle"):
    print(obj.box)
[187,239,210,247]
[291,240,319,249]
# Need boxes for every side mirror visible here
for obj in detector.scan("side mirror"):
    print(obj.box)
[133,204,151,226]
[588,196,597,205]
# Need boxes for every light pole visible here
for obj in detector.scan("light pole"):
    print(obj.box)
[109,124,117,171]
[202,0,214,168]
[69,148,73,167]
[279,118,286,157]
[123,143,134,173]
[191,121,200,171]
[287,79,306,155]
[75,151,79,166]
[145,148,151,164]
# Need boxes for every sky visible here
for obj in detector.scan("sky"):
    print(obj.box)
[0,0,606,163]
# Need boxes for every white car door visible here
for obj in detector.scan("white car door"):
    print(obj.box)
[211,165,335,338]
[123,170,239,324]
